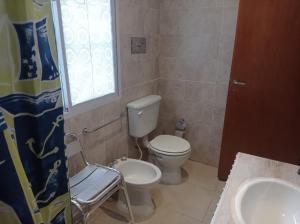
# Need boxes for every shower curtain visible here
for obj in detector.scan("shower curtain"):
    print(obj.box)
[0,0,71,223]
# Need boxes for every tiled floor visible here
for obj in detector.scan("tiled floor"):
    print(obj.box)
[88,160,225,224]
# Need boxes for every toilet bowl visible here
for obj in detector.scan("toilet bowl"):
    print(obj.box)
[126,95,192,185]
[148,135,191,184]
[113,158,161,218]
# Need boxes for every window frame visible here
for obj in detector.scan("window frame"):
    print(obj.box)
[51,0,120,118]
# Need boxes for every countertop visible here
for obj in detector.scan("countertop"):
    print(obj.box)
[211,152,300,224]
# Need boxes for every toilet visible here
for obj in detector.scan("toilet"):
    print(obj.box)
[148,135,191,184]
[127,95,192,185]
[113,158,161,218]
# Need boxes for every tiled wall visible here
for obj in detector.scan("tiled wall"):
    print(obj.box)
[65,0,240,172]
[157,0,239,167]
[65,0,160,175]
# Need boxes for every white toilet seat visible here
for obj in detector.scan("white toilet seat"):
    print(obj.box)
[149,135,191,156]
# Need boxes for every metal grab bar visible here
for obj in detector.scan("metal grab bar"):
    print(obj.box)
[82,112,124,135]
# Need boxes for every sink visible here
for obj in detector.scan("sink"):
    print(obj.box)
[232,177,300,224]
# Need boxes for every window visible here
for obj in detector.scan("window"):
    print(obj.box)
[51,0,118,113]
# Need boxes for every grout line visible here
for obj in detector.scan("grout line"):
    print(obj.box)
[122,78,160,91]
[158,77,218,85]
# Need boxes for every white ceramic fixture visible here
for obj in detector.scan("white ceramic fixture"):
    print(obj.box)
[127,95,192,184]
[232,177,300,224]
[148,135,191,184]
[113,158,161,218]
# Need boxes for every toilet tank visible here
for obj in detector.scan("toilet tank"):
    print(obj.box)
[127,95,162,138]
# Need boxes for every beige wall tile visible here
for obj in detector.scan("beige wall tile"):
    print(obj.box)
[143,0,160,10]
[159,9,185,36]
[160,97,185,120]
[66,0,238,168]
[160,0,218,11]
[68,153,86,177]
[216,6,238,84]
[184,102,214,124]
[181,8,222,37]
[65,0,160,166]
[186,121,213,152]
[105,133,129,162]
[158,0,239,167]
[118,0,145,35]
[159,35,184,57]
[222,0,239,8]
[184,81,216,105]
[144,9,159,35]
[155,117,177,135]
[214,83,229,108]
[158,79,186,100]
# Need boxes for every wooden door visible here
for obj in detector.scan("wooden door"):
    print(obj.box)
[218,0,300,180]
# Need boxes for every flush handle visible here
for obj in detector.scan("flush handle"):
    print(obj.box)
[233,80,247,86]
[137,110,144,117]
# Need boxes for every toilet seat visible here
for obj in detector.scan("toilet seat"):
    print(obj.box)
[149,135,191,156]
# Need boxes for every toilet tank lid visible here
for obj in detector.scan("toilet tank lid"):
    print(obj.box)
[127,95,162,110]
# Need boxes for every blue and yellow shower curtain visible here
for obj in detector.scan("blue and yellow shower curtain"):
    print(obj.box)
[0,0,71,223]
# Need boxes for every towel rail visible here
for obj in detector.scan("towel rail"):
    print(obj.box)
[82,112,124,135]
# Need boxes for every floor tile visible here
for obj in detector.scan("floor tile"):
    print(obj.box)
[89,207,127,224]
[77,160,224,224]
[215,179,226,193]
[140,206,202,224]
[154,183,214,221]
[183,160,220,192]
[202,192,222,224]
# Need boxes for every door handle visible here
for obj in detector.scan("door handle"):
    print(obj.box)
[233,80,247,86]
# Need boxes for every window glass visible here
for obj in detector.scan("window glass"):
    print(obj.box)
[59,0,116,106]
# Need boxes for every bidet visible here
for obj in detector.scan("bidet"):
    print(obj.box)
[113,158,161,219]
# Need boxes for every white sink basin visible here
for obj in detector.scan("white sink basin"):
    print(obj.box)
[232,177,300,224]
